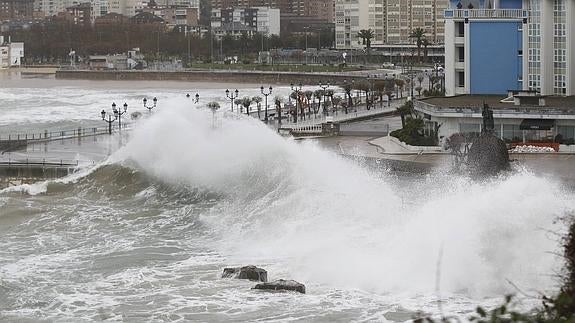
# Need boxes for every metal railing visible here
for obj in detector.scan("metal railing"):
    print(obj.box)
[0,123,131,143]
[414,100,575,118]
[445,9,528,19]
[280,105,397,129]
[289,124,323,134]
[0,158,84,167]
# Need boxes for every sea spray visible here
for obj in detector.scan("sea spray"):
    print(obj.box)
[117,99,574,300]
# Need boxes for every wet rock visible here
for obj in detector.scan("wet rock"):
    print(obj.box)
[468,134,510,176]
[253,279,306,294]
[222,265,267,282]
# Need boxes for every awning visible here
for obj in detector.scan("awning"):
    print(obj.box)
[519,119,555,130]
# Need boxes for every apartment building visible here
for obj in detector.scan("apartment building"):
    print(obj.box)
[335,0,448,49]
[211,6,279,37]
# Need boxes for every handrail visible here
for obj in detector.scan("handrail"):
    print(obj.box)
[0,158,86,167]
[445,9,528,19]
[0,123,131,142]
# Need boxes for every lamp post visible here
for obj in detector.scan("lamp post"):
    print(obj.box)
[112,102,128,130]
[260,85,272,123]
[143,97,158,112]
[100,108,117,135]
[290,83,303,123]
[225,89,239,112]
[319,81,330,116]
[186,93,200,103]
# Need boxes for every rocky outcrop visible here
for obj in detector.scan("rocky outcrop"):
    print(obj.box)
[467,134,510,176]
[222,265,268,282]
[253,279,306,294]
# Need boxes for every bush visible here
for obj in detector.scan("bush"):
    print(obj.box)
[390,117,438,146]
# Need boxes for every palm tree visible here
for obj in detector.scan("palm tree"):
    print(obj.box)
[357,29,374,50]
[409,28,426,62]
[357,29,375,63]
[207,101,220,128]
[252,96,262,119]
[422,38,430,62]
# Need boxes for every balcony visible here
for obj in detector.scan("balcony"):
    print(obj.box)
[444,9,528,20]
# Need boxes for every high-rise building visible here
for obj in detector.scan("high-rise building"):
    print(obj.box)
[335,0,448,49]
[444,0,575,96]
[0,0,35,20]
[211,0,333,21]
[211,6,279,37]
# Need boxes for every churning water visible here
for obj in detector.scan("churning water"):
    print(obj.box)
[1,79,574,322]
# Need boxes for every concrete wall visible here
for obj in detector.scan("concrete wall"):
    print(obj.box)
[469,21,522,94]
[55,70,366,85]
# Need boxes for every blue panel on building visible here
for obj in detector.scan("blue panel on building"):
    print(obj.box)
[469,21,522,94]
[499,0,522,9]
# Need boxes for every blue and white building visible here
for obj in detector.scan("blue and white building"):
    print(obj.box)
[444,0,575,96]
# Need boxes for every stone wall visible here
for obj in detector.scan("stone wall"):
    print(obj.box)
[55,70,365,85]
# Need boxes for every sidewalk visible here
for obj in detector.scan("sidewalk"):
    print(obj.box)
[368,136,444,155]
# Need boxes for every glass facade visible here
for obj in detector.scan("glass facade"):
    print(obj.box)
[557,126,575,144]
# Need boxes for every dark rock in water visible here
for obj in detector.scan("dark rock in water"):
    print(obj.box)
[253,279,306,294]
[468,134,510,176]
[222,265,268,282]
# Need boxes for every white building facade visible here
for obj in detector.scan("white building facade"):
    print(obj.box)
[211,7,280,37]
[0,36,24,68]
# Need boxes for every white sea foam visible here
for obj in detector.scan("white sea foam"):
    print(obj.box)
[118,100,575,308]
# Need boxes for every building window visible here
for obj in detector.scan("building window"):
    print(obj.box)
[457,71,465,87]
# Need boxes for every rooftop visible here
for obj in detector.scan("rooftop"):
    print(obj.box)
[419,95,575,109]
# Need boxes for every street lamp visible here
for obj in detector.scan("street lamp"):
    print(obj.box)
[143,97,158,112]
[225,89,239,112]
[260,85,273,123]
[100,107,117,135]
[186,93,200,103]
[319,81,330,116]
[290,83,303,123]
[112,102,128,130]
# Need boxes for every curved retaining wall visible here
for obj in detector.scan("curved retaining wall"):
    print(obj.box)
[55,70,366,85]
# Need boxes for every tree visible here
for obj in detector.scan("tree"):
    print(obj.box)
[207,101,220,127]
[304,90,314,117]
[397,100,414,128]
[394,79,405,98]
[240,96,253,115]
[274,96,284,125]
[373,80,386,109]
[422,38,430,62]
[332,96,343,115]
[353,80,371,109]
[252,96,262,119]
[409,28,426,62]
[357,29,375,63]
[313,89,324,115]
